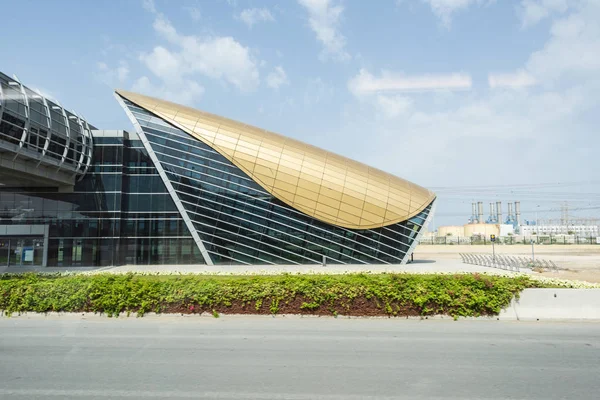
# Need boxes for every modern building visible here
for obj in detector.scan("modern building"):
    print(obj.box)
[0,71,436,267]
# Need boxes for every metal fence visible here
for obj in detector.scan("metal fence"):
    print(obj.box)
[419,235,599,245]
[459,253,559,273]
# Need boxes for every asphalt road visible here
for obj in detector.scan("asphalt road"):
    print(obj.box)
[1,316,599,399]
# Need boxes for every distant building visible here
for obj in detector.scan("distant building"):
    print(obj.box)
[437,223,514,238]
[520,225,599,237]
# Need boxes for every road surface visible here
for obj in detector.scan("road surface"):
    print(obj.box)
[1,315,599,399]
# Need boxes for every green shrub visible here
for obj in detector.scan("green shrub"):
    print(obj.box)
[0,272,544,318]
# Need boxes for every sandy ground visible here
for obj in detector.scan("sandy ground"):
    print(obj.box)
[415,244,600,283]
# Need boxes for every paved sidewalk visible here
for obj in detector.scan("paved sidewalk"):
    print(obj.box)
[1,258,529,275]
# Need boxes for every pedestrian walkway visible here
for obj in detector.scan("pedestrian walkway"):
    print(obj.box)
[1,259,530,275]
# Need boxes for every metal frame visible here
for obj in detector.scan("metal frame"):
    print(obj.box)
[401,198,436,264]
[0,80,4,125]
[55,101,70,171]
[10,75,30,162]
[114,93,214,266]
[36,89,53,165]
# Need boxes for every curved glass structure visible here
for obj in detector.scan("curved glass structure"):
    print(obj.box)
[116,92,436,265]
[0,72,93,181]
[116,90,435,230]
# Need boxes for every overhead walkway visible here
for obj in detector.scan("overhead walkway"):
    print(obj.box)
[0,72,94,190]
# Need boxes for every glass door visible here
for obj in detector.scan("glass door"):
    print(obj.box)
[2,237,45,267]
[10,239,23,267]
[0,239,9,267]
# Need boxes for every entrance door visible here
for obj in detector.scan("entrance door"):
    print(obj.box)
[0,239,9,267]
[2,236,45,267]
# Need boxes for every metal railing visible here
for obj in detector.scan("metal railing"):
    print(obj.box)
[459,253,559,273]
[420,235,599,245]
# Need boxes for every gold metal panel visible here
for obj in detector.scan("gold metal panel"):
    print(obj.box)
[315,203,339,218]
[277,164,301,178]
[387,204,410,217]
[337,211,361,226]
[235,159,257,175]
[363,202,387,218]
[319,186,343,201]
[295,187,319,201]
[344,181,367,195]
[361,210,385,225]
[297,178,321,193]
[293,195,317,211]
[273,179,297,194]
[116,90,435,229]
[317,194,341,210]
[275,170,299,186]
[368,197,388,210]
[299,172,322,185]
[321,173,345,187]
[234,146,258,159]
[279,153,303,166]
[254,164,277,178]
[253,173,275,189]
[272,188,295,203]
[339,202,363,218]
[254,157,279,171]
[341,194,365,210]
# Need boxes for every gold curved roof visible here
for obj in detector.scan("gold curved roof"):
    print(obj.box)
[116,90,435,230]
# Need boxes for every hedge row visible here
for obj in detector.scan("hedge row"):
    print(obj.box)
[0,272,545,318]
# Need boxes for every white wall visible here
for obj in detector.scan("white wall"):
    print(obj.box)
[520,225,600,236]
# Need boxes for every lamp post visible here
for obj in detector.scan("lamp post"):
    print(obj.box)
[536,205,540,235]
[531,239,535,262]
[490,234,496,264]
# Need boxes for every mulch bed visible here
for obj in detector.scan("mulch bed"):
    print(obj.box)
[160,295,423,317]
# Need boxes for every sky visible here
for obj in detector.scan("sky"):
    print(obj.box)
[1,0,599,228]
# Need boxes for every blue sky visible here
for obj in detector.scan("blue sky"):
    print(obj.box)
[2,0,599,227]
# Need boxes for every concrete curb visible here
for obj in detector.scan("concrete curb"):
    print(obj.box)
[499,289,600,321]
[2,289,600,321]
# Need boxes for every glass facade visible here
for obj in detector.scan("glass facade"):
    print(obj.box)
[0,131,205,267]
[122,98,434,265]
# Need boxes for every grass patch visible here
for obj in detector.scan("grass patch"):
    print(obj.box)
[0,272,547,318]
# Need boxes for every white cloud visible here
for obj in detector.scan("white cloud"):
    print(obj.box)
[142,0,156,14]
[138,14,260,93]
[185,7,202,22]
[96,60,130,86]
[517,0,570,27]
[303,77,334,106]
[488,70,537,89]
[297,0,350,61]
[132,76,204,105]
[525,3,600,82]
[237,8,275,28]
[421,0,493,27]
[348,69,472,96]
[376,95,413,118]
[341,0,600,194]
[266,66,289,89]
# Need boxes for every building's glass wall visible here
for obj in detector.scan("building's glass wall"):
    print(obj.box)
[124,99,432,265]
[0,131,205,266]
